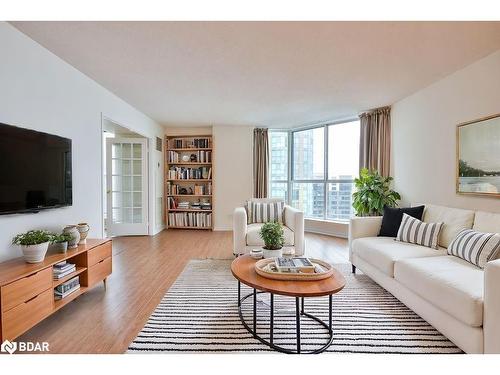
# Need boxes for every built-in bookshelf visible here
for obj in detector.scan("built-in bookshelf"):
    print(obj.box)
[165,135,213,230]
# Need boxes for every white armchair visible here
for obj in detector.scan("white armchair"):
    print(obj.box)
[233,198,304,256]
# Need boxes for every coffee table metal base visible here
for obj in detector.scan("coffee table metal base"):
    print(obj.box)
[237,281,334,354]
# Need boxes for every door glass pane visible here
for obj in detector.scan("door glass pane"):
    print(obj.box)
[112,208,122,223]
[133,160,142,175]
[293,127,324,180]
[133,208,142,223]
[122,176,132,191]
[291,183,324,219]
[122,208,133,223]
[133,176,142,191]
[270,132,288,181]
[122,159,132,175]
[133,192,142,207]
[112,159,122,175]
[112,144,121,158]
[133,143,142,158]
[112,176,122,191]
[112,192,122,208]
[122,192,132,207]
[122,144,132,158]
[270,182,288,201]
[327,182,355,221]
[328,120,360,180]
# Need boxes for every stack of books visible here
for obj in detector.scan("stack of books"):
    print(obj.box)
[53,261,76,280]
[178,201,190,209]
[54,276,80,300]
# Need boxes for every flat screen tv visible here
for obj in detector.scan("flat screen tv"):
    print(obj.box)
[0,123,72,215]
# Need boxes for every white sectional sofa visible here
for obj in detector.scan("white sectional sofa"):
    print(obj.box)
[349,204,500,354]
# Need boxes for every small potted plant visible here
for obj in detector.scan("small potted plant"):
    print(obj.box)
[12,230,53,263]
[259,222,285,259]
[51,233,73,253]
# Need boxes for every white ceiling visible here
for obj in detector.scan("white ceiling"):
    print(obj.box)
[11,21,500,128]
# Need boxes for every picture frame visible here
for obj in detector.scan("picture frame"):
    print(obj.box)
[456,113,500,197]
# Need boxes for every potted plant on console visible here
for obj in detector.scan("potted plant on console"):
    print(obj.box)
[352,168,401,216]
[260,222,284,259]
[12,230,53,263]
[51,233,73,253]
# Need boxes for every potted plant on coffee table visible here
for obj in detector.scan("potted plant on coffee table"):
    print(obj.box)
[51,233,73,253]
[259,222,285,259]
[12,230,53,263]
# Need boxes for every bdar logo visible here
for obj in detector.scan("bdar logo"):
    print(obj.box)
[1,340,17,354]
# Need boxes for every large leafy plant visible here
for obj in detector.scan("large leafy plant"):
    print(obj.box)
[12,230,54,246]
[352,168,401,216]
[259,222,284,250]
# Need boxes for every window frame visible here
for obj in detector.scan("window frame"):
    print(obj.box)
[269,117,359,222]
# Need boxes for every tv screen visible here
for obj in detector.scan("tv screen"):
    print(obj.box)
[0,123,72,215]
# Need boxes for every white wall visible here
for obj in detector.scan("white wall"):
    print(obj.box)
[392,49,500,213]
[0,22,164,262]
[213,125,254,230]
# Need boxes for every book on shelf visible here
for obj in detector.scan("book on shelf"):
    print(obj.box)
[167,166,211,180]
[168,212,212,228]
[53,265,76,279]
[55,276,80,294]
[168,137,211,149]
[54,284,81,300]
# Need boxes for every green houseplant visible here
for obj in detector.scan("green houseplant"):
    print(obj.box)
[259,222,285,258]
[352,168,401,216]
[51,233,73,253]
[12,230,54,263]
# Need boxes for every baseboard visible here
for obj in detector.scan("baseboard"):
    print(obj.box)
[213,226,232,231]
[305,228,348,239]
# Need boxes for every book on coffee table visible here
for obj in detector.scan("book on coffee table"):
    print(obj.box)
[275,257,315,273]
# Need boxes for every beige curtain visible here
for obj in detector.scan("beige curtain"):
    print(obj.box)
[253,128,269,198]
[359,106,391,177]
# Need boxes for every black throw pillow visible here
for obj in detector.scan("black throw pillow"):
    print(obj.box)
[378,205,425,237]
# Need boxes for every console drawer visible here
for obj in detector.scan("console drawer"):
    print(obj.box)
[87,241,112,267]
[1,267,52,312]
[87,257,112,287]
[2,288,53,340]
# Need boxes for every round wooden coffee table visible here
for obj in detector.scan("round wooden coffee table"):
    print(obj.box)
[231,255,346,354]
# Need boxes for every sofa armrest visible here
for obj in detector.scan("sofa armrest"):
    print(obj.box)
[284,205,305,256]
[348,216,383,261]
[233,207,247,255]
[484,258,500,353]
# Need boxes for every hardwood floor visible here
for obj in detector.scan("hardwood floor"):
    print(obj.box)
[18,230,348,354]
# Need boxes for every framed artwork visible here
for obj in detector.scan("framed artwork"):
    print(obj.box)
[457,113,500,197]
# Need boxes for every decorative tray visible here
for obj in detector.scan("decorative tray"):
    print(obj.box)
[254,258,335,281]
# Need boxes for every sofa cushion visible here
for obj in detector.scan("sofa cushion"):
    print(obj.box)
[394,256,484,327]
[473,211,500,234]
[447,229,500,269]
[423,204,475,248]
[246,223,294,246]
[351,237,447,277]
[396,213,443,249]
[379,205,425,237]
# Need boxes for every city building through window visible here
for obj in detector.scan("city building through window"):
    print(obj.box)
[269,120,360,221]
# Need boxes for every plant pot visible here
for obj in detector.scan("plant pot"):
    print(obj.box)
[20,242,49,263]
[63,225,80,249]
[263,247,283,259]
[53,241,68,253]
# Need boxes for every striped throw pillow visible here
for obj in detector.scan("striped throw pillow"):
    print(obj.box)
[447,229,500,269]
[396,213,443,249]
[246,201,284,224]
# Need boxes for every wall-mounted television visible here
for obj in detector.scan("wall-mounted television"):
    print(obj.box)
[0,122,72,215]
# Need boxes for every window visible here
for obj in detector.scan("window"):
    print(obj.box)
[269,120,360,221]
[269,131,288,201]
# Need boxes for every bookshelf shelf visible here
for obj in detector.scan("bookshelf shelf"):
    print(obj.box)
[165,134,214,230]
[54,287,88,312]
[52,266,87,288]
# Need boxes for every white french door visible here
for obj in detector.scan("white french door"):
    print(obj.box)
[106,138,148,236]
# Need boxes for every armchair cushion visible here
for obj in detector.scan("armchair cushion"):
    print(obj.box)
[246,223,295,246]
[246,200,284,224]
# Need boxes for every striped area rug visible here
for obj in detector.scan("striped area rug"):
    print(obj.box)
[127,259,462,354]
